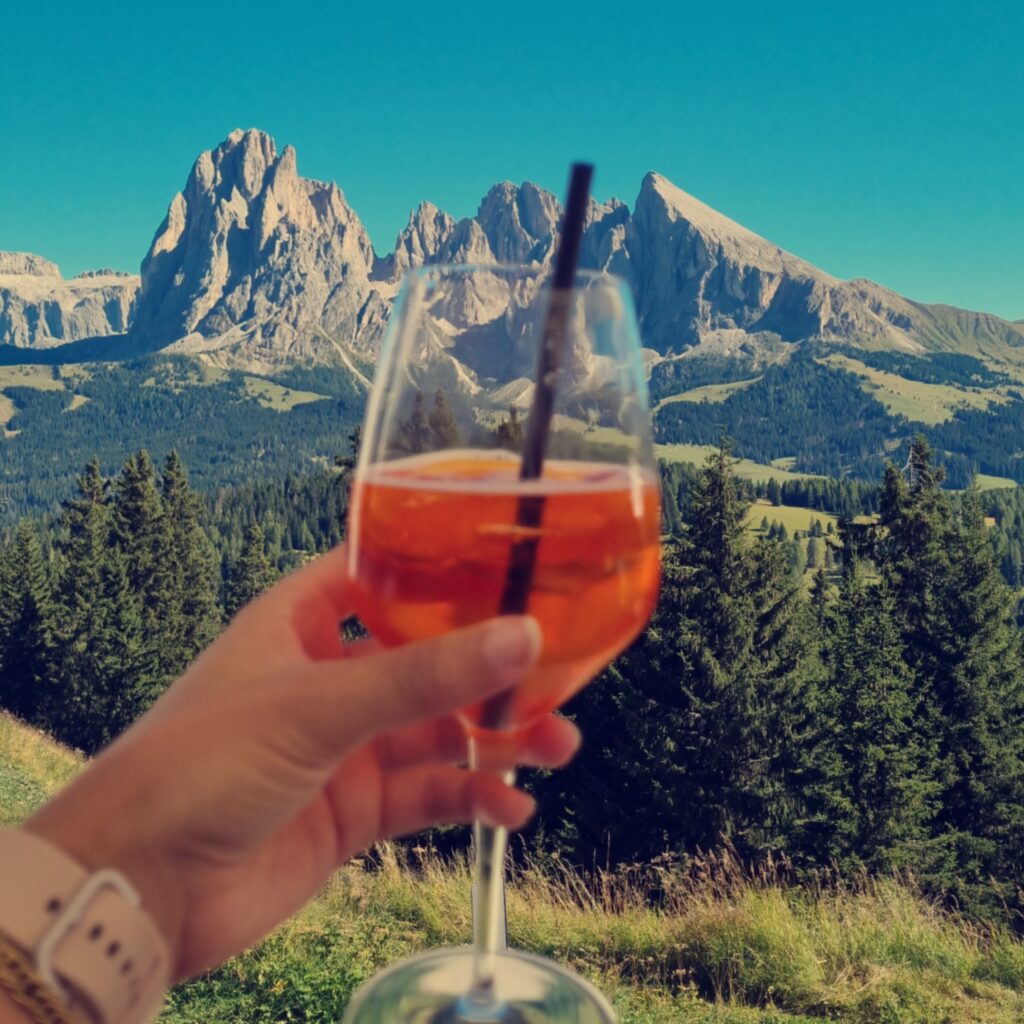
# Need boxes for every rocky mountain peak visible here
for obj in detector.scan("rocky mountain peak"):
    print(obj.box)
[476,181,560,264]
[0,252,61,277]
[386,201,459,278]
[189,128,278,203]
[130,128,380,369]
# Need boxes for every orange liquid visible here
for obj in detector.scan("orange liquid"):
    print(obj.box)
[347,451,661,738]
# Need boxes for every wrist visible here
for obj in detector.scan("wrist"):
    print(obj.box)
[0,828,171,1024]
[24,782,182,978]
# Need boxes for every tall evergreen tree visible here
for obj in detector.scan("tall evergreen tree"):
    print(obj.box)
[542,443,819,861]
[114,451,179,681]
[50,461,152,753]
[802,560,937,870]
[113,450,165,595]
[806,536,822,569]
[224,524,278,619]
[493,407,524,451]
[0,522,57,723]
[930,486,1024,902]
[875,439,1024,908]
[160,450,221,673]
[429,390,461,449]
[396,391,430,454]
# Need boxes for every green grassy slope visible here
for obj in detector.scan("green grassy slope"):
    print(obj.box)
[0,713,81,824]
[5,715,1024,1022]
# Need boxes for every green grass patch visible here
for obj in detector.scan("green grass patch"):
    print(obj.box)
[0,365,65,392]
[656,444,819,484]
[0,713,81,824]
[745,500,838,535]
[822,354,1005,425]
[654,378,762,411]
[241,376,330,411]
[975,474,1018,491]
[164,849,1024,1024]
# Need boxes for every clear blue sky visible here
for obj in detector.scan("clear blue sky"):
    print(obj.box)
[2,0,1021,319]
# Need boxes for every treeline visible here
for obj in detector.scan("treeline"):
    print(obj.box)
[0,357,364,520]
[653,350,903,479]
[651,347,1024,489]
[535,438,1024,921]
[3,441,1024,922]
[833,347,1009,387]
[0,452,290,753]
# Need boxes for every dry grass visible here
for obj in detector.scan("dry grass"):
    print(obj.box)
[4,715,1024,1021]
[0,712,81,825]
[204,845,1024,1024]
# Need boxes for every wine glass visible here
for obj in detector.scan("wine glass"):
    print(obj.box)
[343,264,661,1024]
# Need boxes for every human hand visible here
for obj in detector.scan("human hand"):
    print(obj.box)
[25,546,578,981]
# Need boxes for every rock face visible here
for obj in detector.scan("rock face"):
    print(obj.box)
[371,169,1024,363]
[599,173,1024,357]
[130,129,384,371]
[0,253,138,348]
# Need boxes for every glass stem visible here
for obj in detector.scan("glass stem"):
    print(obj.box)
[467,736,513,1008]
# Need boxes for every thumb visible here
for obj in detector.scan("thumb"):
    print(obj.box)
[287,616,543,760]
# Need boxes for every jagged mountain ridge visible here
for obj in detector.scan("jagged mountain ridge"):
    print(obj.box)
[0,253,138,348]
[4,129,1023,387]
[129,130,1024,379]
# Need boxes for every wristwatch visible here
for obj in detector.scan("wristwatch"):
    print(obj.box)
[0,829,170,1024]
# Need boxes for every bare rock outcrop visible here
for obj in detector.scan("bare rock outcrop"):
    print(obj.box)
[0,253,138,348]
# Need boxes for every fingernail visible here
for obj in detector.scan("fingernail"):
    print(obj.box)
[483,617,542,679]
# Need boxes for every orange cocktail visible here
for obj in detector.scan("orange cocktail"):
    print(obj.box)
[347,450,661,736]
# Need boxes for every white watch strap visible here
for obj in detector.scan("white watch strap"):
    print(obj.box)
[0,828,170,1024]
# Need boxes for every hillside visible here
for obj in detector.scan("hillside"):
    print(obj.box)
[4,715,1024,1023]
[0,713,81,824]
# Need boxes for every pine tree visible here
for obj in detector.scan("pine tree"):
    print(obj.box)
[807,537,822,569]
[160,451,221,675]
[494,407,524,451]
[396,391,431,454]
[429,390,461,449]
[114,451,180,683]
[224,524,278,619]
[113,450,165,597]
[809,566,830,627]
[803,561,937,870]
[49,461,152,753]
[0,522,57,723]
[334,426,363,472]
[875,440,1024,909]
[929,486,1024,903]
[543,442,820,861]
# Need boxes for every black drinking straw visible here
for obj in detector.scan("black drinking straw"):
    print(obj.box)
[480,162,594,731]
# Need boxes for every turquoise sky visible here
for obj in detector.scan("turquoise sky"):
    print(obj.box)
[2,0,1021,319]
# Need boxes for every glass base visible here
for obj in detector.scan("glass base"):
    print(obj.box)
[341,947,616,1024]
